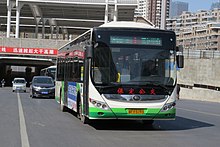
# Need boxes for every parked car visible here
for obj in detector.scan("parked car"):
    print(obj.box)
[30,76,55,98]
[12,78,27,92]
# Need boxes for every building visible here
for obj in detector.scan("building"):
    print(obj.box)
[134,0,148,17]
[211,2,220,10]
[169,1,188,18]
[167,9,220,50]
[135,0,170,28]
[0,0,137,39]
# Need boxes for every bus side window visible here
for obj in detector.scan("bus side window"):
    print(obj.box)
[57,59,61,80]
[67,59,72,80]
[72,61,83,82]
[57,58,64,81]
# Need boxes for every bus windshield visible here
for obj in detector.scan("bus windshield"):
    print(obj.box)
[92,29,176,87]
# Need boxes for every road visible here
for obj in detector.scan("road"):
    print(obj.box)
[0,87,220,147]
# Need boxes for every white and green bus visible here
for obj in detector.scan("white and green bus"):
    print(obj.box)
[40,65,56,80]
[55,21,184,124]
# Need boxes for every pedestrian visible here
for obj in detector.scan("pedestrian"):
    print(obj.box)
[1,79,5,87]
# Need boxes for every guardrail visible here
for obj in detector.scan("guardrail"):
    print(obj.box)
[179,83,220,92]
[183,49,220,59]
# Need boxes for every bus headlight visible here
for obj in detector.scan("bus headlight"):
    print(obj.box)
[89,98,109,110]
[161,102,176,112]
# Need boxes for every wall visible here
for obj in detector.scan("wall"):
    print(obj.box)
[178,58,220,103]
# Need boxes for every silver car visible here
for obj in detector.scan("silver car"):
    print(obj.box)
[12,78,27,92]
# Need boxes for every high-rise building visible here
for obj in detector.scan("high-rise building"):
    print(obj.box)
[167,9,220,50]
[134,0,148,18]
[211,2,220,10]
[170,1,188,18]
[135,0,170,28]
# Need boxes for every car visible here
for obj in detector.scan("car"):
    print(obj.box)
[30,76,55,98]
[12,78,27,92]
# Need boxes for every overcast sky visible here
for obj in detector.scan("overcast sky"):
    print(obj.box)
[174,0,219,12]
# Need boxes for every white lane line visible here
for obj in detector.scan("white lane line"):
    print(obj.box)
[17,93,30,147]
[178,107,220,117]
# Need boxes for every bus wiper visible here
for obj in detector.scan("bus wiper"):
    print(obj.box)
[95,83,119,89]
[145,81,168,91]
[99,85,116,89]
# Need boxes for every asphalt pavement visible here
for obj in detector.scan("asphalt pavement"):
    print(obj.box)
[0,87,220,147]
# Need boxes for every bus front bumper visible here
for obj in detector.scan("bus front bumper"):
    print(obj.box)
[88,107,176,120]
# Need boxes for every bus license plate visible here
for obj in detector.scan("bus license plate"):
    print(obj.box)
[128,109,144,114]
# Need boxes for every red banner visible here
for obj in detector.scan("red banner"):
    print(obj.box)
[69,50,85,59]
[0,46,58,56]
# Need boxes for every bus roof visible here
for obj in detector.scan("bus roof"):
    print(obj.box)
[99,21,155,29]
[48,65,56,68]
[58,21,156,51]
[41,65,56,70]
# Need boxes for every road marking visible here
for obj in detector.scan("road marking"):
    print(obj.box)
[178,107,220,117]
[17,93,30,147]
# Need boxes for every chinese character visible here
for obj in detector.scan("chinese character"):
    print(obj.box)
[44,49,49,54]
[129,88,135,95]
[117,88,124,94]
[18,48,23,53]
[49,50,54,54]
[139,89,146,95]
[74,51,78,56]
[150,88,156,95]
[34,49,38,54]
[29,49,33,54]
[23,49,28,53]
[13,48,18,53]
[1,47,6,52]
[79,52,82,57]
[39,49,44,54]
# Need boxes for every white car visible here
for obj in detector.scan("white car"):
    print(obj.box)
[12,78,27,92]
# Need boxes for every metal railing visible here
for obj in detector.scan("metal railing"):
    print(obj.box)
[183,49,220,59]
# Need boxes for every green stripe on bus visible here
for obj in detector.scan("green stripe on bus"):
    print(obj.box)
[89,107,175,119]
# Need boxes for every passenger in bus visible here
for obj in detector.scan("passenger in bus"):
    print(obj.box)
[141,60,157,76]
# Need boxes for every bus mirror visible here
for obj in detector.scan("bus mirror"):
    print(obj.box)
[86,45,93,59]
[177,55,184,68]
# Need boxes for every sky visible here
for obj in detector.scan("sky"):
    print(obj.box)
[175,0,219,12]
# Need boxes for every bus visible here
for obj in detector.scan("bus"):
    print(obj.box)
[55,21,184,124]
[40,65,56,80]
